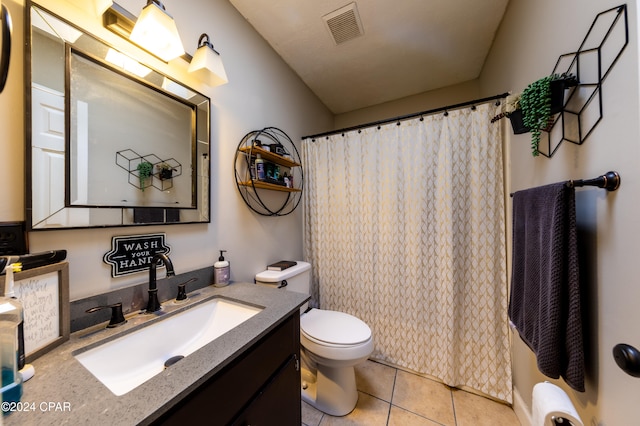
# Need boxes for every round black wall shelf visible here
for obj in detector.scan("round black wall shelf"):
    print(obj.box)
[234,127,303,216]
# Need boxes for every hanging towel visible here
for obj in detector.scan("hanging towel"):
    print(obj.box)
[508,182,584,392]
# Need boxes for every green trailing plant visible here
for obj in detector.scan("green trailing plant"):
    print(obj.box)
[136,161,153,191]
[520,75,556,156]
[519,73,577,156]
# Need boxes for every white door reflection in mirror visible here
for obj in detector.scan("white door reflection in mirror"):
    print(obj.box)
[32,84,91,227]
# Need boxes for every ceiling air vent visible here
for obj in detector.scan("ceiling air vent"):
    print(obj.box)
[322,2,364,45]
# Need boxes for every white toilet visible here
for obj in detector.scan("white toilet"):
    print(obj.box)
[255,261,373,416]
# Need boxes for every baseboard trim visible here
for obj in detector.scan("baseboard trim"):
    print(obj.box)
[513,386,532,426]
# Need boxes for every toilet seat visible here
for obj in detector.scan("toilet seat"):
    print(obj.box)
[300,309,371,346]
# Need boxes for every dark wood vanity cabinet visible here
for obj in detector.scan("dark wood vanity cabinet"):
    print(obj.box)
[231,354,300,425]
[153,312,301,426]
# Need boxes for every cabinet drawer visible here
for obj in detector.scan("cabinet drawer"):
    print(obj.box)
[231,354,300,426]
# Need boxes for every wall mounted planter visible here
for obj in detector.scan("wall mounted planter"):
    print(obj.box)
[497,6,627,158]
[508,75,579,137]
[549,76,578,114]
[529,5,627,158]
[116,149,182,192]
[509,110,529,134]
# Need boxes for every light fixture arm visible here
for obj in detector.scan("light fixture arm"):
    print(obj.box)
[198,33,220,55]
[148,0,165,11]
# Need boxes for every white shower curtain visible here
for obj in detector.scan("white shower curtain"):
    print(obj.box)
[302,102,512,403]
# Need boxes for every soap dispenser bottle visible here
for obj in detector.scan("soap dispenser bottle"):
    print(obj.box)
[0,265,24,408]
[0,301,23,409]
[214,250,230,287]
[4,263,24,370]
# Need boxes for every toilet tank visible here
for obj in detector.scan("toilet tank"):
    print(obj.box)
[255,261,311,312]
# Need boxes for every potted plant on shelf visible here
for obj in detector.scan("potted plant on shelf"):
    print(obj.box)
[492,73,578,156]
[156,162,175,180]
[491,93,528,134]
[520,73,575,156]
[136,161,153,191]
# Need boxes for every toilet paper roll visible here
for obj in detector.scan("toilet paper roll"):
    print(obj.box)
[532,382,584,426]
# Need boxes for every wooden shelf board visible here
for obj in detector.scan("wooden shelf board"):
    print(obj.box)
[238,146,301,168]
[238,181,302,192]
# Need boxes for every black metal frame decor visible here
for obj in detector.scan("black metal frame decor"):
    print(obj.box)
[537,4,628,158]
[234,127,303,216]
[116,149,183,192]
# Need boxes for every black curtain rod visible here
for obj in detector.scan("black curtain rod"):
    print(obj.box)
[302,92,510,140]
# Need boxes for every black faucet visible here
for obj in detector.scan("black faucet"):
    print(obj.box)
[146,253,175,313]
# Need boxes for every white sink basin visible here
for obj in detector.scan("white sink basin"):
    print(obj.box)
[74,297,262,396]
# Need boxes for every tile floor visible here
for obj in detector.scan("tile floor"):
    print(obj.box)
[301,360,521,426]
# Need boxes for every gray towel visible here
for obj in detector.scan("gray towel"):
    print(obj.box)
[508,182,584,392]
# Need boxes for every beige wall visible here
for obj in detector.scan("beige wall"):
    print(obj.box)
[480,0,640,424]
[334,79,482,130]
[331,0,640,424]
[1,0,332,300]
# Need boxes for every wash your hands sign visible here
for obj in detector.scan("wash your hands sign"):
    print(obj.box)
[103,233,171,277]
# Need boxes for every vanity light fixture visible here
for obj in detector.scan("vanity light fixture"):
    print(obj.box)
[188,33,228,87]
[129,0,184,62]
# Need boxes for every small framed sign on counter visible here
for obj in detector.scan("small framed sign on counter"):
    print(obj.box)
[0,262,70,362]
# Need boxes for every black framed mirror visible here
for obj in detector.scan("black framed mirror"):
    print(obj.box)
[26,2,210,230]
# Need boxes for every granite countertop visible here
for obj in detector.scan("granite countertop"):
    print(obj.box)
[5,282,308,426]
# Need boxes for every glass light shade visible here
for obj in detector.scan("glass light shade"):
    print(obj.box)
[130,1,184,62]
[188,34,228,87]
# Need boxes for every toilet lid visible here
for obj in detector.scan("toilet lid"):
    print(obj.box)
[300,309,371,345]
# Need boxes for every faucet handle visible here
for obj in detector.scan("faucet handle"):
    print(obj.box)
[176,277,197,301]
[86,302,127,328]
[176,285,187,301]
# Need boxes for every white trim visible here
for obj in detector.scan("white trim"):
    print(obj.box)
[513,386,532,426]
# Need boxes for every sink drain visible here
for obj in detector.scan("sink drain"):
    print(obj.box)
[164,355,185,368]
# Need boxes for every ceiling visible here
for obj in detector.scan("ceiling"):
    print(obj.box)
[229,0,510,114]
